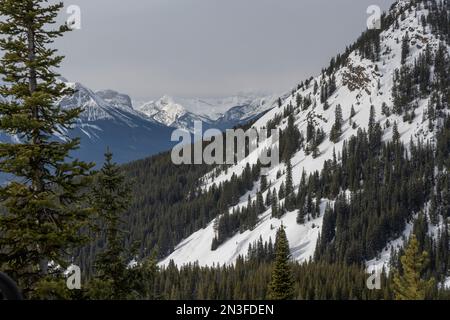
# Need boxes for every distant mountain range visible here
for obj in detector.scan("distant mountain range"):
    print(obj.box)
[54,81,175,166]
[135,94,278,132]
[0,79,277,167]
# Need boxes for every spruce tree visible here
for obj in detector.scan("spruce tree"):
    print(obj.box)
[393,121,400,143]
[271,190,279,218]
[89,150,132,299]
[260,174,268,192]
[401,33,410,64]
[284,160,295,211]
[278,182,285,200]
[296,205,305,224]
[268,226,294,300]
[313,81,318,95]
[368,105,382,152]
[265,188,272,207]
[393,235,435,300]
[350,105,356,118]
[295,93,302,109]
[0,0,94,294]
[330,104,343,143]
[368,105,376,135]
[256,191,265,216]
[285,160,294,196]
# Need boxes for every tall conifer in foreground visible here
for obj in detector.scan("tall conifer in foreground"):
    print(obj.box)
[88,150,132,299]
[0,0,93,295]
[393,235,435,300]
[268,226,294,300]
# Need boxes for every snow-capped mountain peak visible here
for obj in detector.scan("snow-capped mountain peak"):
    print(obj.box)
[59,81,153,126]
[137,95,188,127]
[135,94,279,132]
[95,89,133,111]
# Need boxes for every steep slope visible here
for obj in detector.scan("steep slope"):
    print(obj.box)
[161,0,450,269]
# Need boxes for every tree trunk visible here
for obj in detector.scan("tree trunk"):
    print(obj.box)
[27,20,48,276]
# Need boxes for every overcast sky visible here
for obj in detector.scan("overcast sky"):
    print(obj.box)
[56,0,395,100]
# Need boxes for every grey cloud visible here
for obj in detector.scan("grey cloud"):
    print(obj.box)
[56,0,395,99]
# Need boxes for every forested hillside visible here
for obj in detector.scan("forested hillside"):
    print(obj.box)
[161,0,450,274]
[113,0,450,297]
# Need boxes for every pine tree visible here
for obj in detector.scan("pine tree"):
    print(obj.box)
[88,150,132,299]
[265,188,272,207]
[350,105,356,118]
[256,191,265,215]
[285,160,294,196]
[393,235,435,300]
[312,142,321,159]
[368,105,376,135]
[429,194,438,225]
[284,160,295,211]
[295,93,302,109]
[271,190,279,218]
[260,174,268,192]
[281,114,301,162]
[0,0,94,295]
[268,226,294,300]
[401,33,410,64]
[313,81,318,95]
[368,105,382,152]
[392,121,400,143]
[278,182,285,200]
[296,205,305,224]
[381,102,391,117]
[329,75,337,95]
[330,104,343,143]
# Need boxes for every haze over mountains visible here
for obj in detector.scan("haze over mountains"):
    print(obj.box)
[135,94,278,132]
[0,78,277,166]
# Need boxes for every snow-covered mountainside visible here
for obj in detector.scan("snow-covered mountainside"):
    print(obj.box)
[161,0,450,269]
[136,94,278,132]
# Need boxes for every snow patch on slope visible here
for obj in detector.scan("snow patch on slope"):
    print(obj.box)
[160,202,328,267]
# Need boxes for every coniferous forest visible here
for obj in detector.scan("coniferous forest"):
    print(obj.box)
[0,0,450,302]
